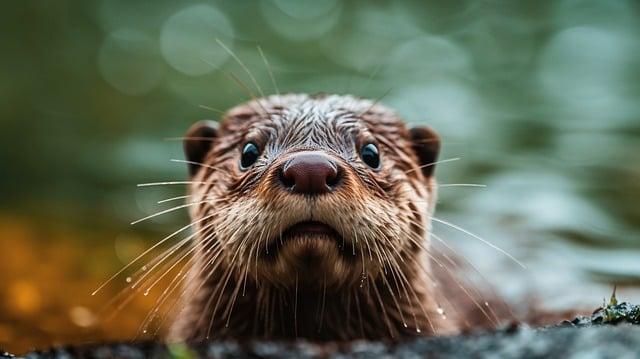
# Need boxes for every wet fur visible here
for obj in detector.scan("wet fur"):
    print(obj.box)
[168,94,455,342]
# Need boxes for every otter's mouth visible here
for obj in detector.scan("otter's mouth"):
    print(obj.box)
[263,221,345,258]
[284,221,338,236]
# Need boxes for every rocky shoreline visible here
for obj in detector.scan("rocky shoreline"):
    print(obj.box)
[10,302,640,359]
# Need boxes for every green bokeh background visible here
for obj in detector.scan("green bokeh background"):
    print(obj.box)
[1,0,640,352]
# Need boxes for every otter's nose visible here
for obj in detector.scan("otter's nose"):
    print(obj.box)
[280,151,340,195]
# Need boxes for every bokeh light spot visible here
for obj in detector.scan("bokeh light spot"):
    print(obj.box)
[160,4,234,76]
[387,81,483,140]
[386,35,472,83]
[7,280,41,316]
[98,29,166,95]
[537,26,636,127]
[69,306,97,328]
[260,0,341,41]
[273,0,339,19]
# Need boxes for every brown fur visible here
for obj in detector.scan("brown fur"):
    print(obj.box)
[168,94,459,342]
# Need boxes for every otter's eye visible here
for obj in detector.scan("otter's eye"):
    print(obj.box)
[360,143,380,169]
[240,142,260,170]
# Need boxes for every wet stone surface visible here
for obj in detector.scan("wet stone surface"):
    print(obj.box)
[15,326,640,359]
[15,303,640,359]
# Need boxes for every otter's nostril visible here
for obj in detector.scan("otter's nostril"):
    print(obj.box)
[279,168,296,189]
[280,151,341,195]
[326,168,340,188]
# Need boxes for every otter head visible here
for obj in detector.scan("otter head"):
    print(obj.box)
[183,94,439,292]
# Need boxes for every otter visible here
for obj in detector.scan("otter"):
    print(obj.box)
[168,93,456,342]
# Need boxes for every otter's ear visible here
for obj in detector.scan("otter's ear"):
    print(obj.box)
[409,126,440,178]
[184,120,218,176]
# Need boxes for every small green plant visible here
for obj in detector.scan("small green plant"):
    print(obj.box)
[168,343,197,359]
[595,286,640,325]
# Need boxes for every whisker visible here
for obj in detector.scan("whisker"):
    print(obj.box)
[156,194,217,205]
[142,239,201,294]
[396,183,486,199]
[138,265,189,336]
[411,138,441,144]
[359,87,392,116]
[129,222,218,291]
[430,216,526,269]
[294,272,298,338]
[205,227,257,338]
[223,257,251,328]
[388,255,432,333]
[257,45,279,95]
[390,210,496,327]
[163,136,217,142]
[102,244,183,311]
[371,280,396,338]
[200,53,262,112]
[216,38,265,98]
[400,225,497,327]
[157,195,192,204]
[414,248,498,327]
[404,157,461,174]
[135,236,219,334]
[431,232,509,323]
[91,213,216,296]
[170,159,224,171]
[360,62,384,94]
[163,235,220,300]
[379,272,407,331]
[199,104,225,114]
[224,70,270,115]
[130,200,214,226]
[437,183,487,188]
[137,181,208,187]
[100,236,201,324]
[353,290,364,337]
[317,274,327,332]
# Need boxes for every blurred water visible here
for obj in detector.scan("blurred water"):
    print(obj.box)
[1,0,640,352]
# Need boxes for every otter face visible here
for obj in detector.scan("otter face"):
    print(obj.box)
[183,94,440,291]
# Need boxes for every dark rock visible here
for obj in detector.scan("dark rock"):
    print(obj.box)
[15,302,640,359]
[16,326,640,359]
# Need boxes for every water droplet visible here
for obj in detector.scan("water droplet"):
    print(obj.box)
[403,322,408,328]
[142,266,147,271]
[436,307,445,315]
[359,272,367,288]
[143,329,147,334]
[484,301,489,306]
[125,277,132,283]
[416,328,422,333]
